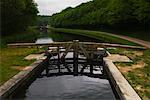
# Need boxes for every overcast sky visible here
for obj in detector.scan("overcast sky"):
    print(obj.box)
[35,0,92,15]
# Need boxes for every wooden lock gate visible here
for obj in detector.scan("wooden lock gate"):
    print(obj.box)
[7,40,146,77]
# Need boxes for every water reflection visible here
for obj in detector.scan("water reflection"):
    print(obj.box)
[24,75,116,100]
[35,29,102,44]
[35,37,53,44]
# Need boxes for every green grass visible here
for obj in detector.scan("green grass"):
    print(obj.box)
[113,31,150,42]
[0,27,42,85]
[50,27,138,46]
[0,47,39,85]
[94,28,150,42]
[108,48,150,99]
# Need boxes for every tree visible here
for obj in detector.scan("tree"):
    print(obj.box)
[49,0,150,29]
[1,0,38,35]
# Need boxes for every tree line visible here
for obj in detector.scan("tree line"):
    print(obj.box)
[37,15,51,26]
[50,0,150,30]
[1,0,38,35]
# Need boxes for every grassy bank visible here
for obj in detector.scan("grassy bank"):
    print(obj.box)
[108,48,150,99]
[0,47,39,85]
[50,27,138,46]
[90,28,150,42]
[1,26,149,100]
[0,27,40,85]
[112,30,150,42]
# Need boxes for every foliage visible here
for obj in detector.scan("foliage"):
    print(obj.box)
[50,0,150,29]
[36,15,51,26]
[1,0,39,35]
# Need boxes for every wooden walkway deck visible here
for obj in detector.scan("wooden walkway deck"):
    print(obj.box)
[8,41,146,49]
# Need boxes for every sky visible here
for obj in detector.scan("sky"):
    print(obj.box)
[35,0,92,15]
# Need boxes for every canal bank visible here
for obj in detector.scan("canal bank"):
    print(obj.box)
[0,46,115,99]
[104,59,141,100]
[0,52,141,100]
[0,41,142,100]
[0,27,145,99]
[0,58,48,98]
[0,28,104,85]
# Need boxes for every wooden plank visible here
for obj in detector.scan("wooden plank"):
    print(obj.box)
[78,43,89,58]
[90,53,93,74]
[7,40,147,50]
[60,44,73,60]
[8,41,146,49]
[7,42,72,47]
[57,46,61,73]
[80,42,146,49]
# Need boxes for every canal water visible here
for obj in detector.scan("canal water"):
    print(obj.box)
[16,75,116,100]
[13,29,116,100]
[35,30,102,43]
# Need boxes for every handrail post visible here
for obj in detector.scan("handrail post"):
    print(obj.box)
[73,40,79,76]
[57,46,61,73]
[90,52,93,74]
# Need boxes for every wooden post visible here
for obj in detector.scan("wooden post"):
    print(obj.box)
[57,46,61,73]
[80,63,87,74]
[46,52,50,76]
[46,66,49,76]
[73,40,79,76]
[90,52,93,74]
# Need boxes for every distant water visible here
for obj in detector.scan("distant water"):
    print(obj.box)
[20,75,115,100]
[34,30,102,44]
[35,37,53,44]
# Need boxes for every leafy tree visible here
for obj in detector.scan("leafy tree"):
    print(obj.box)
[1,0,38,35]
[50,0,150,29]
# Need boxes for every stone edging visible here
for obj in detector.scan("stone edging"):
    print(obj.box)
[0,59,48,98]
[104,59,141,100]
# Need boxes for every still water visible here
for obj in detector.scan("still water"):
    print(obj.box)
[35,30,102,43]
[14,66,116,100]
[18,74,116,100]
[14,30,116,100]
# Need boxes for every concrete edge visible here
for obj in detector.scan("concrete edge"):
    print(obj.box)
[106,51,111,56]
[104,59,141,100]
[0,58,48,98]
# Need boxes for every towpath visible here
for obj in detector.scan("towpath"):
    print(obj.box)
[103,33,150,48]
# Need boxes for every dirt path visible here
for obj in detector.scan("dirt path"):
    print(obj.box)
[105,33,150,48]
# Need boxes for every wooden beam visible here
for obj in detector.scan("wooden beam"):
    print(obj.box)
[90,53,93,74]
[80,42,146,49]
[78,43,89,58]
[73,40,79,76]
[7,42,72,48]
[60,44,73,60]
[63,63,72,73]
[7,41,146,49]
[57,46,61,73]
[80,63,87,74]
